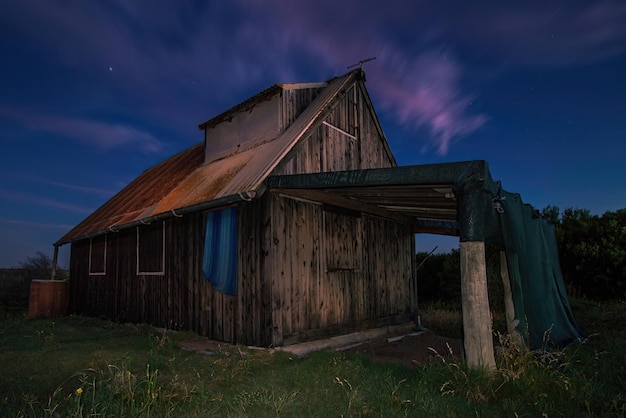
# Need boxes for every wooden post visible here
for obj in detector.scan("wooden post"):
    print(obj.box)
[51,245,59,280]
[460,241,496,370]
[500,251,523,346]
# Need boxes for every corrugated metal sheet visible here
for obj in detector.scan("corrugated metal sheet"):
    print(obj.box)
[57,70,360,245]
[56,143,204,244]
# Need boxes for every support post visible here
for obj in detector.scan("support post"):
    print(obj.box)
[500,251,523,346]
[460,241,496,370]
[51,244,59,280]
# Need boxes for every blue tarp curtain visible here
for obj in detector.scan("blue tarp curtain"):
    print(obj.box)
[202,206,238,295]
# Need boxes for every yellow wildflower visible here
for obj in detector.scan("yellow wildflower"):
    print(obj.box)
[75,387,83,395]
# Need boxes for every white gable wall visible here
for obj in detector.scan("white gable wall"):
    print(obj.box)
[204,92,282,164]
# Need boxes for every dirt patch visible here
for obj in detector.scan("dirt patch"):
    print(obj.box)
[179,330,462,368]
[179,339,238,356]
[339,331,462,368]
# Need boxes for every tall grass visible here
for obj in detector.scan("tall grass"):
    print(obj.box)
[1,299,624,417]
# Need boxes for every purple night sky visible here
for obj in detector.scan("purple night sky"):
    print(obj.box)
[1,1,625,267]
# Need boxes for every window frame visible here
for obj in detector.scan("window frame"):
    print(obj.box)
[88,234,107,276]
[136,221,166,276]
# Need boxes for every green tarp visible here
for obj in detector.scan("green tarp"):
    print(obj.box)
[496,190,585,349]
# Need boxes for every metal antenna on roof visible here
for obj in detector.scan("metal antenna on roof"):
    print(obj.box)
[347,57,376,70]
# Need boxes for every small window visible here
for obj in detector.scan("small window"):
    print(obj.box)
[89,235,107,275]
[137,221,165,275]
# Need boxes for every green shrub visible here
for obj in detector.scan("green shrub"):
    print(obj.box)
[544,206,626,300]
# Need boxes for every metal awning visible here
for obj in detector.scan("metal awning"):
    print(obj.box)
[267,160,497,237]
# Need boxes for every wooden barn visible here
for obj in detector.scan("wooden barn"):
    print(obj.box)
[55,68,584,368]
[55,69,419,348]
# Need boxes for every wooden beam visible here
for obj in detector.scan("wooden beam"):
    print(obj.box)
[271,188,413,224]
[378,205,456,216]
[267,160,486,190]
[413,226,459,236]
[359,199,457,208]
[460,241,496,370]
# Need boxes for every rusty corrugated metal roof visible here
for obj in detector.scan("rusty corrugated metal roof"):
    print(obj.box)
[56,143,204,244]
[57,70,361,245]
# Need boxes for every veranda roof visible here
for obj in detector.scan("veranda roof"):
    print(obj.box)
[267,159,499,240]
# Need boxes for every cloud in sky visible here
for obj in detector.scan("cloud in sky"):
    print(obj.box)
[450,1,626,68]
[0,105,164,153]
[3,1,626,156]
[39,180,116,199]
[0,172,117,199]
[0,189,93,215]
[224,0,626,152]
[19,175,116,199]
[0,218,73,231]
[370,48,488,155]
[1,1,487,155]
[233,0,490,154]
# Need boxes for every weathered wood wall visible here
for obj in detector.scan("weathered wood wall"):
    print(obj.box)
[265,193,414,346]
[238,198,271,346]
[69,208,268,346]
[265,80,414,346]
[274,83,395,176]
[281,86,325,129]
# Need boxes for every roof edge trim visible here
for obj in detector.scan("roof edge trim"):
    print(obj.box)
[55,193,247,247]
[277,82,328,90]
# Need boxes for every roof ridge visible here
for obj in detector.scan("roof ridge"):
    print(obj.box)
[198,69,362,130]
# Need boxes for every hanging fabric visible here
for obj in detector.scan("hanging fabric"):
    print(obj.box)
[202,206,238,295]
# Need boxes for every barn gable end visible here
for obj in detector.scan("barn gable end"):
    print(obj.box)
[262,75,411,346]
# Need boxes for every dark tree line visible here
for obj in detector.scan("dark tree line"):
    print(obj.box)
[542,206,626,300]
[18,251,54,280]
[416,246,504,310]
[417,206,626,303]
[1,252,68,311]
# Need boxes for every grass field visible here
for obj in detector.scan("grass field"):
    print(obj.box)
[1,299,625,417]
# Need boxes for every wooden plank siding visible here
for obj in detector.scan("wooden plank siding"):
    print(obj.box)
[281,87,325,130]
[69,208,268,346]
[238,198,270,346]
[265,79,413,346]
[273,82,394,177]
[266,194,414,346]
